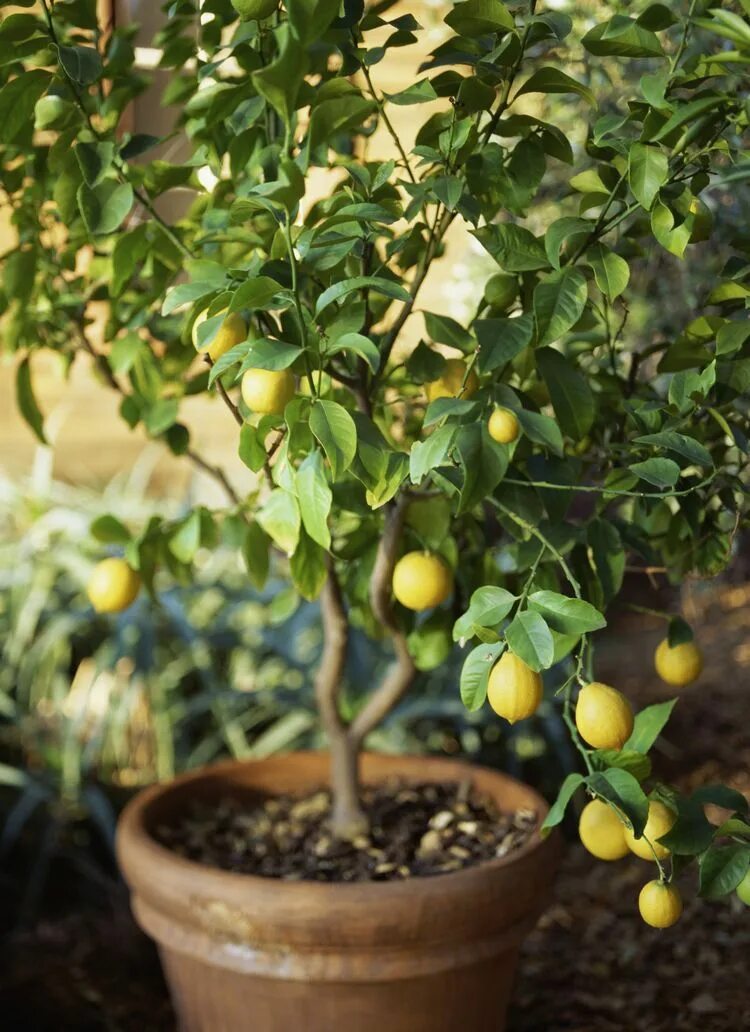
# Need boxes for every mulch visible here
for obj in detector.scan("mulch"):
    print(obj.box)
[2,582,749,1030]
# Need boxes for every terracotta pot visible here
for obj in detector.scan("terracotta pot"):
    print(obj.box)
[117,752,560,1032]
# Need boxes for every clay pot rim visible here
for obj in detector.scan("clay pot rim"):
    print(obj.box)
[118,751,553,902]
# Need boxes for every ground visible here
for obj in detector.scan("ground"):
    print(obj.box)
[1,581,749,1031]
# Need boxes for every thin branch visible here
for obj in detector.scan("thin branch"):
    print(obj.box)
[349,495,416,745]
[205,356,244,427]
[314,560,349,740]
[360,64,417,184]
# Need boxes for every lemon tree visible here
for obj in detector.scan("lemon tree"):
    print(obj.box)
[3,0,750,914]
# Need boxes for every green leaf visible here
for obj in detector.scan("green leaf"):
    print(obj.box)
[585,769,649,836]
[587,243,630,300]
[651,200,691,258]
[0,69,51,143]
[473,223,549,273]
[58,44,102,85]
[324,332,380,372]
[385,80,439,106]
[410,425,455,485]
[453,586,517,643]
[505,610,554,672]
[168,511,202,563]
[591,749,652,782]
[541,772,585,832]
[316,276,409,317]
[691,784,749,815]
[257,488,301,555]
[459,642,504,712]
[533,269,588,346]
[582,16,663,58]
[295,450,332,549]
[475,314,534,372]
[699,844,750,900]
[252,24,308,125]
[231,276,284,311]
[162,281,220,316]
[629,456,680,488]
[239,338,301,371]
[285,0,341,43]
[515,68,595,107]
[444,0,514,36]
[516,410,564,456]
[112,225,149,296]
[628,143,668,211]
[528,590,606,635]
[90,515,130,545]
[77,180,134,237]
[238,423,267,472]
[545,216,590,270]
[634,431,712,467]
[625,698,677,753]
[242,521,270,590]
[658,797,715,856]
[536,347,596,440]
[652,96,726,144]
[309,400,357,480]
[424,311,474,353]
[15,356,47,445]
[306,94,377,157]
[454,424,508,512]
[75,141,114,187]
[290,527,327,601]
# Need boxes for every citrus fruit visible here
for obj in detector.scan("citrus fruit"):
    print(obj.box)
[426,358,479,402]
[575,681,634,750]
[624,800,676,860]
[487,651,543,724]
[484,272,517,311]
[578,799,629,861]
[654,638,703,687]
[392,552,453,611]
[241,368,295,415]
[638,880,682,929]
[192,309,248,362]
[87,558,141,614]
[736,869,750,906]
[488,407,520,444]
[231,0,278,20]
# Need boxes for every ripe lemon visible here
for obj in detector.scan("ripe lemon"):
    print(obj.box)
[231,0,278,20]
[624,800,676,860]
[488,407,520,445]
[575,682,634,750]
[638,880,682,929]
[241,368,295,415]
[487,651,542,724]
[736,870,750,906]
[654,638,703,687]
[578,799,629,861]
[426,358,479,402]
[392,552,453,611]
[484,272,517,311]
[193,309,248,363]
[87,558,141,614]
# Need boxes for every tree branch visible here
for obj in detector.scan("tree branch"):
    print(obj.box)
[348,494,416,745]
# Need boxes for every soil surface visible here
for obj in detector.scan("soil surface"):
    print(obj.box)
[155,781,537,881]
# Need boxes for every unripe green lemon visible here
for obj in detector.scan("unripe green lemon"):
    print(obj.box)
[35,95,72,130]
[736,870,750,906]
[638,880,682,929]
[654,638,703,687]
[426,358,479,402]
[578,799,629,861]
[488,407,520,445]
[487,651,542,724]
[193,309,248,362]
[231,0,278,21]
[484,272,517,311]
[624,800,676,861]
[575,682,634,750]
[392,552,453,611]
[241,368,295,415]
[87,558,141,614]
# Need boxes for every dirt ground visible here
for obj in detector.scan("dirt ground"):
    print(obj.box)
[1,582,749,1031]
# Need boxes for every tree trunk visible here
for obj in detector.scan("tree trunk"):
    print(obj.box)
[329,733,368,840]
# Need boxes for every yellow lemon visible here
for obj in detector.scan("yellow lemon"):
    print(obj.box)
[624,800,676,860]
[392,552,453,611]
[87,558,141,614]
[488,407,520,445]
[638,880,682,929]
[487,651,542,724]
[241,368,295,415]
[192,309,248,362]
[736,870,750,906]
[575,682,634,750]
[578,799,629,861]
[426,358,479,402]
[654,638,703,687]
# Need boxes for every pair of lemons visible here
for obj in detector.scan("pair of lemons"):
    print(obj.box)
[426,358,520,445]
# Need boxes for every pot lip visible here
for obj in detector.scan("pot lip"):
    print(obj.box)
[117,751,556,901]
